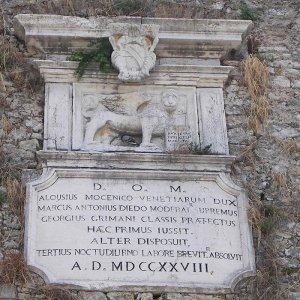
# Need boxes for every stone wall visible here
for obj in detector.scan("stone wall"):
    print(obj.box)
[0,1,299,299]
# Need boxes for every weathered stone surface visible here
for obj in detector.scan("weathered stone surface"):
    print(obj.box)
[21,169,42,185]
[17,293,32,300]
[107,292,134,300]
[19,139,39,151]
[78,291,108,300]
[160,294,221,300]
[292,80,300,88]
[271,128,300,139]
[271,76,291,87]
[291,292,300,300]
[0,284,17,299]
[137,293,153,300]
[44,83,72,150]
[0,72,6,92]
[284,247,300,258]
[0,0,299,299]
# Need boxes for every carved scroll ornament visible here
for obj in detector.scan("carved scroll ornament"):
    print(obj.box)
[109,23,159,81]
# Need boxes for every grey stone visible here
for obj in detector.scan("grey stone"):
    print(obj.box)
[292,80,300,88]
[18,293,32,300]
[78,291,107,300]
[271,128,300,139]
[0,284,17,299]
[212,2,224,10]
[271,76,291,88]
[284,247,300,258]
[186,295,218,300]
[3,215,21,229]
[291,292,300,300]
[272,60,292,68]
[160,294,218,300]
[24,119,43,132]
[21,169,42,185]
[0,72,6,92]
[291,61,300,70]
[19,139,39,151]
[3,240,19,249]
[295,223,300,237]
[287,222,296,230]
[259,46,289,53]
[9,127,29,142]
[107,293,134,300]
[0,1,299,298]
[284,68,300,76]
[31,132,43,139]
[162,294,183,300]
[137,293,153,300]
[277,232,292,239]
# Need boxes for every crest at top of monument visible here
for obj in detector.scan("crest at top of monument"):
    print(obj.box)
[109,23,159,81]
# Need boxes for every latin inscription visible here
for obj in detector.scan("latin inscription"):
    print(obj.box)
[165,126,192,151]
[29,177,247,287]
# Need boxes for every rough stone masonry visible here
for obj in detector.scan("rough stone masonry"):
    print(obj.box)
[0,1,299,300]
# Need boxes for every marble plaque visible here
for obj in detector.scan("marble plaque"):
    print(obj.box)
[73,84,199,153]
[25,169,254,291]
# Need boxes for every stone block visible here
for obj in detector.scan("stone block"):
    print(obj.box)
[19,139,39,151]
[21,169,42,185]
[18,293,32,300]
[161,294,220,300]
[284,247,300,258]
[0,284,17,299]
[186,295,216,300]
[291,293,300,300]
[137,293,153,300]
[0,72,6,92]
[107,293,134,300]
[163,294,183,300]
[292,80,300,88]
[78,291,108,300]
[271,128,300,139]
[271,76,291,88]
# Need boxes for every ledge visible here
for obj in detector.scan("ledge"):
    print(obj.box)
[14,14,253,59]
[35,60,233,86]
[38,151,235,173]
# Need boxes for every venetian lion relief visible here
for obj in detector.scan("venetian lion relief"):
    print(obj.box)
[73,85,199,152]
[108,23,159,81]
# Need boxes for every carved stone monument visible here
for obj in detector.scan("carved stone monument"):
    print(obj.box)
[15,15,255,293]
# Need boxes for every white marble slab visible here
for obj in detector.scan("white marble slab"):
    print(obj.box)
[25,168,255,292]
[197,88,229,155]
[44,83,72,150]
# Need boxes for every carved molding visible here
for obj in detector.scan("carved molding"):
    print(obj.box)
[35,60,233,87]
